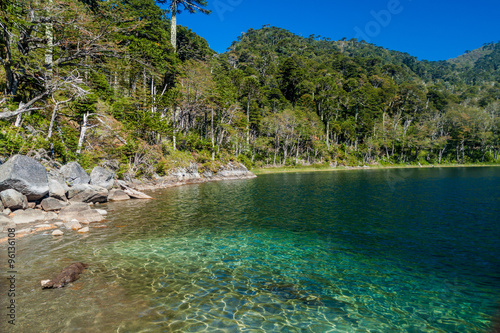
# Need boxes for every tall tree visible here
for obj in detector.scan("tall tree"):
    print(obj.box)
[157,0,210,52]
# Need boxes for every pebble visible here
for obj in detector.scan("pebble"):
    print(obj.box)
[52,230,64,236]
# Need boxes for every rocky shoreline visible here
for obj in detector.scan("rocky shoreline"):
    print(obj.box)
[0,155,256,242]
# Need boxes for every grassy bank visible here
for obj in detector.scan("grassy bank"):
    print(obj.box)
[251,162,500,175]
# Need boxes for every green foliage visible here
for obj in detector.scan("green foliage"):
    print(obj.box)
[0,1,498,173]
[90,72,113,100]
[0,125,26,156]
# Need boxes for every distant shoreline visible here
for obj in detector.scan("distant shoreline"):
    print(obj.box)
[251,163,500,175]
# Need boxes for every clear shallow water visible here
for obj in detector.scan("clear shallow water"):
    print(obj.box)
[2,167,500,332]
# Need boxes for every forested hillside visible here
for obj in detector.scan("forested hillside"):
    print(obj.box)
[1,0,499,178]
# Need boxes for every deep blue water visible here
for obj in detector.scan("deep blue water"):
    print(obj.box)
[4,167,500,332]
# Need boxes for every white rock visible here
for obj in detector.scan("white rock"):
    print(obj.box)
[78,227,89,233]
[64,220,82,230]
[34,224,52,229]
[41,279,52,287]
[52,230,64,236]
[95,209,107,215]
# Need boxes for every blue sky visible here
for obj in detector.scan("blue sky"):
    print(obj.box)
[161,0,500,61]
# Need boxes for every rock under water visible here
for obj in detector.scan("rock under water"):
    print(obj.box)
[41,262,89,289]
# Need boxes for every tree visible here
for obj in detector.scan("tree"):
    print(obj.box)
[156,0,210,52]
[0,0,121,120]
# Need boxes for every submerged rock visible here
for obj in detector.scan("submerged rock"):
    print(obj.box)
[41,262,88,289]
[11,208,47,224]
[78,226,89,233]
[58,203,105,223]
[0,155,49,201]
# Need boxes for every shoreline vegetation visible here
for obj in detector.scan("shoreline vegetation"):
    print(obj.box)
[251,162,500,175]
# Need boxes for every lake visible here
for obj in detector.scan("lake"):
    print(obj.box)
[2,167,500,332]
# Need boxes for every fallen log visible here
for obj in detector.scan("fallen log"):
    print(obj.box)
[41,262,88,289]
[116,180,153,199]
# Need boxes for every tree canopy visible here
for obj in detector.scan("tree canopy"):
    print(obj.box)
[0,2,498,175]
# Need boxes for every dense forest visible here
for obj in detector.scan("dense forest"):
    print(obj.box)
[1,0,499,178]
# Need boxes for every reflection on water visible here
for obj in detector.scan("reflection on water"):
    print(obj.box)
[1,168,500,332]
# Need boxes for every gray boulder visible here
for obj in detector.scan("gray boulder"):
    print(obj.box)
[48,179,68,201]
[0,155,49,201]
[90,167,115,190]
[107,189,130,201]
[1,189,28,211]
[41,197,68,211]
[47,169,67,184]
[60,162,90,185]
[217,162,255,178]
[67,184,108,203]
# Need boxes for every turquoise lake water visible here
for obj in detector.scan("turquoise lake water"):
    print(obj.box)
[2,167,500,332]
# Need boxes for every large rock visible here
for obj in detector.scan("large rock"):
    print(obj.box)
[48,179,68,201]
[60,162,90,185]
[41,197,68,211]
[67,184,108,203]
[0,155,49,201]
[11,208,47,224]
[216,162,256,178]
[0,189,28,210]
[58,203,105,223]
[170,163,201,180]
[90,167,115,190]
[107,189,130,201]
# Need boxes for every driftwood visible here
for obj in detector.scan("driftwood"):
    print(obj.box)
[116,180,153,199]
[41,262,88,289]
